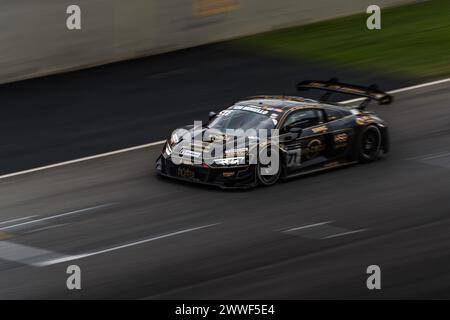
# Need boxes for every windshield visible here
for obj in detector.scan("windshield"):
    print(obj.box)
[208,109,276,132]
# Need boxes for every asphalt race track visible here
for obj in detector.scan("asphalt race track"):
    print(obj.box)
[0,81,449,299]
[0,45,414,176]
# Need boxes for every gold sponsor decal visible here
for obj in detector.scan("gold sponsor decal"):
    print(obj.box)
[194,0,239,17]
[223,172,235,177]
[323,161,340,168]
[177,167,195,178]
[312,125,328,134]
[356,116,372,125]
[305,139,325,159]
[334,133,348,143]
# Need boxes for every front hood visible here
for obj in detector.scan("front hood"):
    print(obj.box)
[167,127,262,165]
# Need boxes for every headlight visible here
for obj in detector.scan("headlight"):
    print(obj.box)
[213,157,245,166]
[225,148,248,157]
[170,133,180,145]
[164,142,172,157]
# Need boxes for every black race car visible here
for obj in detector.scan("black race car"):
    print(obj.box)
[156,79,392,189]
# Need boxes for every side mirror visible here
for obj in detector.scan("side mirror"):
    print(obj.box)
[208,111,217,120]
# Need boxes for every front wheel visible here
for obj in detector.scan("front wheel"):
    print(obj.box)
[357,125,382,163]
[256,147,281,186]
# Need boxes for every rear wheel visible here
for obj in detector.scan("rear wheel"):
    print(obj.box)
[357,125,382,163]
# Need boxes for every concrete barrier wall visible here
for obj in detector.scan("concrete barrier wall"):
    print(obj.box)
[0,0,416,84]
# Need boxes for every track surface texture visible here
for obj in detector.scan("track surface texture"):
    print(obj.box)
[0,44,413,175]
[0,45,449,299]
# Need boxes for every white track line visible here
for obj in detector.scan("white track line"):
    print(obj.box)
[1,77,449,181]
[341,77,450,104]
[406,151,450,161]
[388,78,450,94]
[0,216,36,226]
[0,204,111,231]
[0,140,165,180]
[419,152,450,161]
[24,223,68,234]
[36,223,220,266]
[321,228,367,239]
[283,221,333,232]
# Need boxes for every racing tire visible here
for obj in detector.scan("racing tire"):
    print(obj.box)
[256,146,281,186]
[357,125,382,163]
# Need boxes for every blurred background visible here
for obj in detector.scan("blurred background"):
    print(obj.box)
[0,0,450,299]
[0,0,439,84]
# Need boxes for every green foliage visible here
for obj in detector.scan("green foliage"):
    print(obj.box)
[231,0,450,79]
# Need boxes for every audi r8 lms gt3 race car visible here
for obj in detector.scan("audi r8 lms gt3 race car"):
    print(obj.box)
[156,79,392,189]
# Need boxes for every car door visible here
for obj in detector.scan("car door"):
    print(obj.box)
[323,107,355,160]
[279,108,331,174]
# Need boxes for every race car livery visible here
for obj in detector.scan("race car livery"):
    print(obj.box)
[156,79,392,188]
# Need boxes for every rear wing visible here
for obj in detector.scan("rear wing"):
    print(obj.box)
[296,78,393,109]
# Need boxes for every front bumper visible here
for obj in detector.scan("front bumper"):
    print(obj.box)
[156,155,257,189]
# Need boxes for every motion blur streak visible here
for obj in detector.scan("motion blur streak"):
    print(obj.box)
[0,141,166,180]
[36,223,221,267]
[1,78,449,181]
[0,204,112,231]
[0,82,449,299]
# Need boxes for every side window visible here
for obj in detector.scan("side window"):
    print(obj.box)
[325,108,349,122]
[283,109,323,131]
